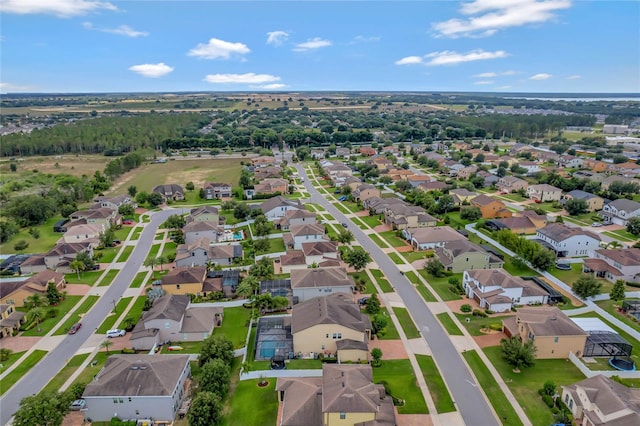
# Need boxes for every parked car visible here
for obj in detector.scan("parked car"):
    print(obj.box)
[69,399,86,411]
[122,219,133,225]
[592,222,602,227]
[91,264,100,270]
[358,296,370,305]
[341,222,349,228]
[334,190,341,194]
[555,263,571,271]
[106,329,126,338]
[338,196,347,201]
[68,323,82,334]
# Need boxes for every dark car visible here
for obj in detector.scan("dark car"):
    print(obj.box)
[555,263,571,271]
[68,323,82,334]
[91,264,100,270]
[341,222,348,228]
[358,296,370,305]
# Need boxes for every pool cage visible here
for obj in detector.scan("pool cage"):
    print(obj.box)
[621,300,640,320]
[254,316,293,361]
[583,331,635,371]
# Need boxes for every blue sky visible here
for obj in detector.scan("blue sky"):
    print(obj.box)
[1,0,639,93]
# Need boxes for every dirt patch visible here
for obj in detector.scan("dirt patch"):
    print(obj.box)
[396,413,433,426]
[473,332,506,348]
[369,339,408,360]
[1,336,41,352]
[446,298,480,313]
[0,155,110,178]
[395,245,413,253]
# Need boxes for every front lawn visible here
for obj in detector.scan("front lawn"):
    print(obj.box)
[54,295,100,335]
[484,346,586,426]
[65,271,104,286]
[129,271,148,288]
[604,229,638,243]
[95,247,119,263]
[145,244,162,261]
[367,308,400,340]
[131,228,143,240]
[21,296,82,336]
[117,296,146,329]
[392,307,421,339]
[0,350,48,395]
[115,245,134,262]
[372,359,428,414]
[360,215,382,228]
[388,252,405,265]
[454,313,510,336]
[349,271,378,295]
[436,312,463,335]
[379,231,409,248]
[415,355,455,413]
[97,269,118,287]
[417,270,463,301]
[334,203,350,214]
[369,233,388,248]
[594,299,640,333]
[97,297,133,333]
[370,269,394,293]
[401,251,427,263]
[72,352,113,386]
[0,350,25,374]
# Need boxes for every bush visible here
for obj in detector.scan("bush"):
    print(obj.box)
[489,323,502,331]
[460,304,472,313]
[121,348,135,354]
[46,308,58,319]
[541,394,554,408]
[485,309,494,315]
[472,309,488,317]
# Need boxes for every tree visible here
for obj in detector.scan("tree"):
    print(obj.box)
[100,339,113,355]
[253,237,271,253]
[565,198,588,215]
[144,257,159,276]
[500,337,537,370]
[118,203,135,217]
[233,203,250,220]
[135,191,148,205]
[236,275,260,297]
[254,220,272,237]
[610,279,626,302]
[185,181,195,191]
[25,293,47,310]
[627,216,640,236]
[12,391,65,426]
[199,334,234,366]
[27,307,46,332]
[425,258,444,277]
[99,227,115,248]
[343,248,371,271]
[14,240,29,252]
[337,229,354,246]
[0,220,19,243]
[572,274,602,299]
[70,259,85,279]
[365,296,381,315]
[10,163,17,172]
[188,391,224,426]
[199,359,231,398]
[435,194,455,214]
[147,192,164,207]
[530,249,556,271]
[46,282,62,305]
[371,348,383,367]
[127,185,137,197]
[460,207,482,221]
[0,347,13,362]
[250,257,274,281]
[371,314,388,335]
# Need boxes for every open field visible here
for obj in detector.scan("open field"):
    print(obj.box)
[0,215,64,254]
[0,155,110,179]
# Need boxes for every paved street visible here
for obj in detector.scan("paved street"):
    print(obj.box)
[296,164,499,426]
[0,209,181,426]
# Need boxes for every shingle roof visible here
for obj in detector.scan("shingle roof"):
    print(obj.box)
[290,223,325,238]
[516,307,587,336]
[408,226,467,244]
[301,241,338,257]
[189,205,219,216]
[596,248,640,266]
[472,194,502,207]
[537,223,601,242]
[280,251,306,266]
[45,242,91,257]
[563,375,640,419]
[322,364,383,414]
[292,293,368,334]
[183,221,219,233]
[607,198,640,213]
[291,268,353,289]
[142,294,190,322]
[161,267,205,285]
[275,377,323,426]
[259,196,303,214]
[566,190,599,201]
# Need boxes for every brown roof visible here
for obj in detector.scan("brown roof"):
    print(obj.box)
[563,375,640,420]
[290,267,353,289]
[19,255,46,268]
[280,251,306,266]
[83,354,190,397]
[45,242,91,257]
[301,241,338,257]
[189,205,219,216]
[472,194,502,207]
[408,226,467,244]
[259,196,303,214]
[467,269,527,289]
[596,248,640,266]
[290,223,325,238]
[183,221,219,233]
[322,364,390,415]
[516,307,587,337]
[495,217,536,230]
[25,269,65,288]
[275,377,323,426]
[161,267,206,285]
[180,306,220,333]
[583,258,622,276]
[292,293,369,334]
[538,223,601,242]
[417,181,449,191]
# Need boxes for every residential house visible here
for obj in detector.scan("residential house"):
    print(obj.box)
[450,188,478,206]
[490,216,538,235]
[285,223,327,250]
[402,226,467,251]
[444,162,466,177]
[464,269,548,313]
[359,146,376,156]
[152,184,184,201]
[561,375,640,426]
[498,176,529,193]
[582,158,609,173]
[536,223,601,258]
[251,155,277,168]
[602,175,638,191]
[368,156,393,173]
[407,174,432,188]
[92,194,134,211]
[254,166,283,180]
[186,206,219,224]
[202,182,232,200]
[301,241,339,266]
[477,170,499,188]
[384,204,437,230]
[435,240,504,273]
[209,243,243,266]
[335,147,351,158]
[471,195,512,219]
[519,161,542,176]
[43,242,93,272]
[609,162,640,177]
[279,251,307,274]
[457,165,478,180]
[416,181,450,193]
[0,304,25,338]
[341,177,362,191]
[254,178,288,196]
[274,209,317,231]
[583,248,640,283]
[276,364,396,426]
[384,168,414,181]
[520,210,549,228]
[292,293,370,361]
[183,221,220,245]
[290,268,354,303]
[82,354,191,422]
[533,150,560,163]
[175,238,210,268]
[527,184,563,202]
[311,149,326,160]
[363,196,406,214]
[423,151,446,165]
[260,196,304,220]
[601,199,640,225]
[0,270,65,307]
[503,307,587,358]
[69,208,119,227]
[558,155,584,169]
[560,190,604,212]
[352,183,381,202]
[159,267,221,296]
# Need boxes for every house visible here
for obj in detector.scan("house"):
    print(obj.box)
[583,248,640,283]
[260,196,304,220]
[359,146,376,156]
[560,190,604,212]
[183,221,220,245]
[82,354,191,423]
[0,270,66,307]
[292,293,370,361]
[416,181,450,193]
[503,307,587,358]
[601,175,637,191]
[464,269,548,313]
[535,223,601,257]
[285,223,327,250]
[186,205,220,224]
[407,174,432,187]
[335,147,350,158]
[352,183,380,202]
[290,268,354,303]
[175,238,210,268]
[363,196,406,214]
[43,242,93,272]
[527,184,563,202]
[0,304,25,337]
[471,195,512,219]
[301,241,339,266]
[274,209,317,231]
[255,178,288,195]
[92,194,134,211]
[202,182,232,200]
[601,199,640,226]
[450,188,478,205]
[209,243,243,266]
[402,226,467,251]
[477,170,499,188]
[520,210,549,228]
[519,161,541,175]
[498,176,529,193]
[207,270,240,298]
[62,223,105,247]
[558,155,584,169]
[489,216,538,235]
[152,184,184,201]
[384,204,436,230]
[276,364,396,426]
[279,251,307,274]
[342,177,363,191]
[582,158,609,173]
[384,168,414,181]
[69,208,119,227]
[159,267,221,296]
[561,375,640,426]
[254,166,283,180]
[311,149,326,160]
[444,162,466,177]
[456,165,478,180]
[435,240,504,273]
[251,155,277,168]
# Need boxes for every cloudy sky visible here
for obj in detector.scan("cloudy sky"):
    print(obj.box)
[1,0,638,93]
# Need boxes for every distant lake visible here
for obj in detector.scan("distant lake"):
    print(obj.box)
[506,97,640,102]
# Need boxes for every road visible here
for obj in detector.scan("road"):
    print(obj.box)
[0,209,180,426]
[296,163,499,426]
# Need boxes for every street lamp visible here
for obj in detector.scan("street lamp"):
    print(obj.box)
[112,299,117,314]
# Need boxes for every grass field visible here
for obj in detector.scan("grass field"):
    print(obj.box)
[53,295,100,335]
[372,359,428,414]
[221,378,279,426]
[360,215,382,228]
[0,350,48,395]
[214,306,253,349]
[97,269,118,287]
[65,270,104,286]
[370,269,394,293]
[594,299,639,333]
[401,251,427,263]
[369,308,400,340]
[436,312,463,335]
[379,231,408,248]
[415,355,456,413]
[404,270,438,302]
[131,228,143,240]
[0,215,65,254]
[550,263,612,293]
[388,252,405,265]
[349,271,378,294]
[95,247,119,263]
[369,233,388,248]
[129,271,149,288]
[462,350,523,426]
[454,313,510,336]
[117,296,146,329]
[115,245,134,262]
[42,353,91,393]
[145,243,162,261]
[418,270,463,301]
[392,307,421,339]
[0,350,26,375]
[97,297,133,333]
[21,296,82,336]
[72,352,112,386]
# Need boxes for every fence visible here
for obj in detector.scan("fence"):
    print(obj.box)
[568,351,637,379]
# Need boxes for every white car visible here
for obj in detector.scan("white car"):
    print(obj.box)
[106,329,126,338]
[592,222,603,227]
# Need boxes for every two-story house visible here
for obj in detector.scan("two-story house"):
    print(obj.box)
[69,208,119,228]
[450,188,478,205]
[285,223,327,250]
[62,223,105,247]
[92,194,134,211]
[519,161,542,176]
[183,221,220,245]
[254,166,283,180]
[560,190,604,212]
[209,243,243,266]
[471,195,512,219]
[290,268,354,303]
[43,242,93,272]
[435,240,504,273]
[335,147,351,158]
[158,267,222,296]
[202,182,232,200]
[535,223,601,257]
[456,165,478,180]
[274,209,317,231]
[175,238,210,268]
[601,199,640,225]
[260,196,304,220]
[498,176,529,193]
[402,226,466,251]
[416,180,450,193]
[384,204,437,230]
[186,205,220,224]
[251,155,277,168]
[464,269,549,313]
[558,155,584,169]
[583,248,640,283]
[526,184,563,202]
[352,183,381,202]
[254,178,288,195]
[152,184,184,201]
[0,270,66,307]
[0,304,25,337]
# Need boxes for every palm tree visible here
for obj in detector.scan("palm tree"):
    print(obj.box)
[101,339,113,355]
[237,275,260,297]
[27,307,45,333]
[205,260,215,272]
[25,294,46,310]
[70,259,85,279]
[607,241,622,249]
[156,255,167,271]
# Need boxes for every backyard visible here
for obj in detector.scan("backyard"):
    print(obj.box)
[418,270,463,301]
[549,263,612,293]
[594,299,640,333]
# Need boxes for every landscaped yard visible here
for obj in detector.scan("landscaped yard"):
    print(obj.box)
[71,351,113,387]
[379,230,409,248]
[417,270,463,301]
[221,378,279,426]
[594,299,640,333]
[401,251,427,263]
[286,359,323,369]
[261,237,286,255]
[94,247,119,263]
[53,295,100,335]
[368,308,400,340]
[117,296,146,329]
[388,252,405,265]
[462,350,523,426]
[65,271,105,286]
[0,350,25,375]
[392,307,421,339]
[349,271,378,294]
[342,200,362,213]
[145,244,162,261]
[97,269,118,287]
[115,245,134,262]
[0,350,48,395]
[500,193,527,202]
[415,355,455,413]
[372,359,428,414]
[214,306,253,349]
[360,215,382,228]
[484,346,586,426]
[454,313,510,336]
[97,297,133,333]
[334,203,350,214]
[129,271,148,288]
[131,228,143,240]
[370,269,394,293]
[550,263,612,293]
[21,296,82,336]
[436,312,463,335]
[42,353,91,393]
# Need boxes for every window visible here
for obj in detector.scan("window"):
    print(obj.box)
[176,284,181,290]
[333,333,337,339]
[321,345,325,350]
[554,336,559,343]
[128,397,132,402]
[326,334,329,338]
[340,413,346,420]
[337,333,342,339]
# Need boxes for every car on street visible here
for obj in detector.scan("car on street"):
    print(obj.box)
[341,222,349,228]
[555,263,571,271]
[68,323,82,334]
[106,329,126,338]
[91,264,100,270]
[592,222,602,227]
[69,399,86,411]
[122,219,133,225]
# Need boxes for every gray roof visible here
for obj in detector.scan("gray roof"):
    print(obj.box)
[292,293,369,334]
[563,375,640,419]
[538,223,601,242]
[190,205,219,216]
[275,377,323,426]
[209,243,242,259]
[259,195,303,214]
[322,364,387,414]
[607,198,640,213]
[183,221,219,233]
[83,354,190,397]
[408,226,466,244]
[516,307,586,336]
[152,184,183,196]
[336,339,369,351]
[596,248,640,266]
[290,267,353,289]
[566,190,599,201]
[180,306,220,333]
[142,294,190,322]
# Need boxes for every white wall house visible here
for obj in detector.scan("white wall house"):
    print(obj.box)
[600,199,640,226]
[463,269,548,313]
[289,224,327,250]
[535,223,601,258]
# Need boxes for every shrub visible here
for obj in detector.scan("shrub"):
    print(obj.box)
[460,304,472,313]
[448,277,460,285]
[541,394,554,408]
[472,309,488,317]
[46,308,58,319]
[121,348,135,354]
[485,309,494,315]
[489,323,502,331]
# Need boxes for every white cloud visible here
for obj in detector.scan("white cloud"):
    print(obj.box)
[293,37,332,52]
[82,22,148,37]
[395,56,424,65]
[433,0,572,38]
[188,38,250,60]
[203,73,281,84]
[567,74,581,80]
[251,83,288,90]
[0,82,37,93]
[128,63,174,78]
[502,70,517,75]
[474,80,495,85]
[266,31,289,46]
[425,49,508,66]
[0,0,117,17]
[530,73,552,80]
[350,35,381,44]
[473,72,497,78]
[497,85,513,89]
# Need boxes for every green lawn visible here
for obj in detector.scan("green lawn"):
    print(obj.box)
[95,247,119,263]
[484,346,586,426]
[368,308,400,340]
[158,340,204,354]
[71,351,113,386]
[161,241,177,261]
[65,271,104,286]
[96,297,133,333]
[594,299,640,333]
[334,203,350,214]
[534,202,562,213]
[418,270,463,301]
[129,271,148,288]
[549,263,612,293]
[436,312,463,335]
[343,200,362,213]
[369,233,388,248]
[53,295,100,335]
[154,231,165,240]
[372,359,428,414]
[360,215,382,228]
[401,251,427,263]
[415,355,456,413]
[115,245,134,262]
[261,237,286,255]
[117,296,146,329]
[500,193,527,202]
[221,378,279,426]
[21,296,82,336]
[502,255,538,277]
[370,269,394,293]
[379,231,409,248]
[0,350,48,395]
[286,359,323,369]
[454,313,510,336]
[214,306,253,349]
[42,353,90,393]
[392,307,421,339]
[97,269,118,287]
[145,244,162,260]
[131,228,143,240]
[351,217,369,230]
[416,282,438,302]
[0,216,64,254]
[604,229,638,243]
[388,252,405,265]
[349,271,378,294]
[114,226,133,241]
[0,350,26,374]
[462,350,523,426]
